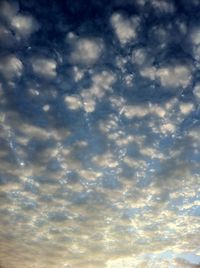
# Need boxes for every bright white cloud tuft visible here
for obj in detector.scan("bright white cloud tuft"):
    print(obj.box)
[110,13,140,45]
[80,70,116,113]
[0,55,23,79]
[141,65,192,88]
[11,14,39,38]
[64,95,82,110]
[179,102,194,115]
[156,65,192,88]
[132,48,148,66]
[73,66,85,82]
[140,66,157,80]
[70,37,104,65]
[31,58,57,78]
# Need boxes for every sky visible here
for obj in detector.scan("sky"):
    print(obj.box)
[0,0,200,267]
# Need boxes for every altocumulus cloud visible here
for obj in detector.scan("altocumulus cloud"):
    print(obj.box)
[0,0,200,268]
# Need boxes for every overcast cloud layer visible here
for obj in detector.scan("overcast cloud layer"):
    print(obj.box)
[0,0,200,267]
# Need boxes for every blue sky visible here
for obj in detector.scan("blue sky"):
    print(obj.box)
[0,0,200,267]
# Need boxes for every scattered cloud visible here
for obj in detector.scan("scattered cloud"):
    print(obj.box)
[64,95,82,110]
[1,1,200,267]
[11,14,39,38]
[193,83,200,99]
[110,13,140,45]
[0,1,19,22]
[69,37,104,65]
[31,57,57,78]
[0,1,39,42]
[141,64,192,88]
[156,65,192,88]
[150,0,175,14]
[0,55,23,79]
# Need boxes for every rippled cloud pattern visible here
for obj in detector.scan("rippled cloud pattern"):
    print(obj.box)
[0,0,200,267]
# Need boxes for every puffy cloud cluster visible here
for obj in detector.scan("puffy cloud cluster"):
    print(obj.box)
[30,57,57,79]
[69,36,104,65]
[0,54,23,79]
[110,13,140,45]
[140,64,192,88]
[10,14,39,38]
[1,0,200,267]
[0,1,39,42]
[65,70,116,113]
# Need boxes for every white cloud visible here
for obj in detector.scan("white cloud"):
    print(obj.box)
[156,65,192,88]
[193,45,200,62]
[31,58,57,78]
[150,0,175,14]
[135,0,147,7]
[92,152,119,168]
[28,88,40,97]
[188,127,200,145]
[110,13,140,45]
[64,95,82,110]
[132,47,155,69]
[179,102,194,115]
[65,70,116,113]
[91,70,116,93]
[99,113,119,134]
[82,97,96,113]
[1,3,200,267]
[140,66,157,80]
[17,122,70,143]
[115,56,128,73]
[123,156,147,169]
[193,83,200,99]
[191,27,200,46]
[73,66,84,82]
[80,90,95,111]
[106,256,184,268]
[11,14,39,38]
[0,55,23,79]
[66,31,77,41]
[123,105,149,118]
[140,65,192,88]
[0,2,38,39]
[106,256,136,268]
[81,70,116,113]
[132,48,147,66]
[0,1,19,21]
[140,146,164,159]
[42,104,50,112]
[159,122,176,135]
[124,74,134,87]
[79,169,102,181]
[70,37,104,65]
[122,103,166,119]
[190,27,200,62]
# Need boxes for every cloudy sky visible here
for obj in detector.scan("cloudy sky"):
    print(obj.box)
[0,0,200,267]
